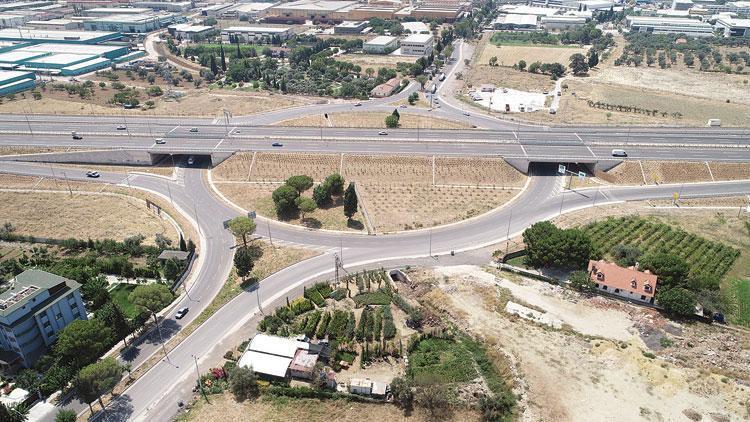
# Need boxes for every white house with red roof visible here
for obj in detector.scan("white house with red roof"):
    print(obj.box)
[587,260,658,304]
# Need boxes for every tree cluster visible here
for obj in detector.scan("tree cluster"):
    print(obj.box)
[522,221,594,270]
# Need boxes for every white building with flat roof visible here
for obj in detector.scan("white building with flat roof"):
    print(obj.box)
[493,14,538,30]
[715,16,750,36]
[498,5,559,17]
[168,24,214,41]
[82,7,152,16]
[400,33,433,56]
[224,2,277,19]
[541,15,587,30]
[25,19,80,30]
[132,1,192,12]
[626,15,715,37]
[363,35,399,53]
[221,25,294,43]
[402,21,429,34]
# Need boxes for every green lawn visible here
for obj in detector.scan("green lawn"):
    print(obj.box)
[724,278,750,326]
[109,283,139,319]
[408,337,477,385]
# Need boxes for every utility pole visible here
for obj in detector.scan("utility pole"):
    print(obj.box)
[505,208,513,257]
[166,181,174,206]
[62,171,72,196]
[192,354,208,403]
[428,229,432,257]
[156,317,170,364]
[267,222,274,248]
[23,110,33,137]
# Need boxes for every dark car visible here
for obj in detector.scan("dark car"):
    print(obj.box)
[272,142,283,147]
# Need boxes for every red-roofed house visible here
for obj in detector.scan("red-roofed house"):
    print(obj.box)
[587,260,658,304]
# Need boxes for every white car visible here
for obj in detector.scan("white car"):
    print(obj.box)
[378,131,388,136]
[116,125,127,130]
[155,138,166,144]
[86,171,100,178]
[175,307,189,319]
[187,156,195,165]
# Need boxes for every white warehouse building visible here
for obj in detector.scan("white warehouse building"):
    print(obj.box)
[221,26,294,43]
[626,16,715,37]
[363,35,399,54]
[400,33,433,56]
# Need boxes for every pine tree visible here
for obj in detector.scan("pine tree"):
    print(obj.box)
[236,40,241,59]
[220,44,227,72]
[179,234,187,252]
[343,182,358,220]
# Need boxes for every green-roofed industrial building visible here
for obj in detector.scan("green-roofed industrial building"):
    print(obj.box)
[0,269,87,374]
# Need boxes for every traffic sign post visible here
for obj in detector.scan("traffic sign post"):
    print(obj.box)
[558,164,566,174]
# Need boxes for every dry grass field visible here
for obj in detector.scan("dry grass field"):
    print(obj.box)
[275,112,472,129]
[478,43,588,68]
[641,161,713,184]
[178,392,480,422]
[360,184,518,232]
[213,152,340,182]
[0,191,179,245]
[0,87,305,118]
[434,156,527,187]
[595,161,750,185]
[710,162,750,181]
[211,182,364,232]
[339,53,415,71]
[212,153,527,232]
[0,173,198,249]
[342,154,433,184]
[593,65,750,106]
[466,65,555,93]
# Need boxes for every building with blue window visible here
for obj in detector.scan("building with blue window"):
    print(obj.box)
[0,270,87,374]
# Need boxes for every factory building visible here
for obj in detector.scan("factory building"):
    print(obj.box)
[83,12,185,33]
[25,19,81,30]
[82,6,152,16]
[168,23,215,41]
[0,28,122,44]
[626,15,714,37]
[221,26,294,43]
[132,1,193,12]
[541,15,588,30]
[0,69,35,96]
[715,16,750,36]
[363,35,399,53]
[222,2,277,20]
[493,14,538,30]
[334,20,368,34]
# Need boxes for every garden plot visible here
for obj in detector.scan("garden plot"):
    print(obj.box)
[640,161,713,184]
[213,152,341,182]
[359,184,517,232]
[434,156,527,187]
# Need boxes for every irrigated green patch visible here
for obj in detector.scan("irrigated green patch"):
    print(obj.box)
[408,337,477,385]
[109,283,139,318]
[724,278,750,326]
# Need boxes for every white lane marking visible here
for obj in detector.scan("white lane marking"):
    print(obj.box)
[214,138,225,150]
[513,131,518,140]
[574,132,583,142]
[167,126,179,135]
[586,145,596,157]
[519,143,527,157]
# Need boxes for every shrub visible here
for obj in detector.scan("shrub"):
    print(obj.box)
[229,366,259,401]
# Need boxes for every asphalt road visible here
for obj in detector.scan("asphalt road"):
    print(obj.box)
[3,159,750,421]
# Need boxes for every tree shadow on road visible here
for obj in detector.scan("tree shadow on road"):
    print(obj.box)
[93,394,134,422]
[347,219,364,230]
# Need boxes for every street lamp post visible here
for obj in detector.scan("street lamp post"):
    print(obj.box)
[192,354,208,403]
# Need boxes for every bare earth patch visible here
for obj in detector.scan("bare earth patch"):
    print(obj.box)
[0,190,178,245]
[274,111,472,129]
[57,163,174,177]
[478,43,588,68]
[595,161,750,185]
[338,53,416,71]
[409,265,750,422]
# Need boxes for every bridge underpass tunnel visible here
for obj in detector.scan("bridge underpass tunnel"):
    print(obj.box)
[526,162,595,176]
[150,153,214,168]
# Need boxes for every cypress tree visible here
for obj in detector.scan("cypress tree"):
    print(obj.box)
[343,182,358,220]
[220,44,227,72]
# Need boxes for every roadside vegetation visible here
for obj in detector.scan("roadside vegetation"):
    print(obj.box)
[514,215,746,323]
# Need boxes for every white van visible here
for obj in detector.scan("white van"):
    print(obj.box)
[707,119,721,127]
[611,149,627,157]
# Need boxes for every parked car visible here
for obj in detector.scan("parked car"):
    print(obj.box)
[86,171,100,178]
[175,307,189,319]
[272,142,283,147]
[155,138,166,144]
